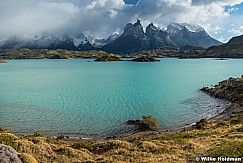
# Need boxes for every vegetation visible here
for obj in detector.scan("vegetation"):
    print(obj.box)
[0,49,113,60]
[0,114,242,162]
[138,115,159,131]
[201,75,243,105]
[0,48,207,60]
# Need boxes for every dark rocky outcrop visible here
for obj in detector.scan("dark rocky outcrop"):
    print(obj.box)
[48,54,67,59]
[200,75,243,105]
[94,55,121,62]
[126,120,140,125]
[131,56,160,62]
[0,144,22,163]
[102,20,150,54]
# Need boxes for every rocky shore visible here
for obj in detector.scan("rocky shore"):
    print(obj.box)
[200,75,243,105]
[199,75,243,123]
[0,59,4,63]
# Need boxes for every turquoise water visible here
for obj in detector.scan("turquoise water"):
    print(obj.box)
[0,58,242,138]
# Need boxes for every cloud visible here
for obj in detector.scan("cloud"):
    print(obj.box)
[0,0,242,42]
[0,0,80,39]
[227,7,239,13]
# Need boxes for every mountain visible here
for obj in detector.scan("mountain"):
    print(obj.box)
[166,23,222,49]
[102,20,222,54]
[87,33,120,48]
[102,20,150,54]
[146,23,176,49]
[0,33,96,51]
[205,34,243,58]
[0,21,221,54]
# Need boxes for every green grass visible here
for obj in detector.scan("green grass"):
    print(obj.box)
[71,141,92,151]
[210,140,243,157]
[0,134,18,150]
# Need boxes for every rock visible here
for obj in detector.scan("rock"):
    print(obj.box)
[126,120,140,125]
[131,56,160,62]
[94,55,121,62]
[48,54,66,59]
[0,59,5,63]
[200,76,243,105]
[0,144,22,163]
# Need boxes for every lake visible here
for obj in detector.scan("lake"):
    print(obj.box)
[0,58,242,139]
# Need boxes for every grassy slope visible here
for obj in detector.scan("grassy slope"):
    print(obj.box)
[0,113,242,163]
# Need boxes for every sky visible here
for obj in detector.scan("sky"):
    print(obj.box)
[0,0,243,42]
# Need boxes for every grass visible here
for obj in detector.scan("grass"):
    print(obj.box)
[210,140,243,157]
[0,117,242,162]
[0,110,242,163]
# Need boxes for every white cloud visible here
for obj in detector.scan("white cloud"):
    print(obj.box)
[0,0,242,41]
[227,7,239,13]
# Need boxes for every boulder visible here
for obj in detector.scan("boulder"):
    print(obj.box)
[95,55,121,62]
[0,144,22,163]
[131,56,160,62]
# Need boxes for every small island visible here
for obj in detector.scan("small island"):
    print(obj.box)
[94,55,122,62]
[131,56,160,62]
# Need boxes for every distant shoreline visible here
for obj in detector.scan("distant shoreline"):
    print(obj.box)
[1,48,243,60]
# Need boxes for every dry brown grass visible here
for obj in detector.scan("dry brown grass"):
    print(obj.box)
[0,112,242,162]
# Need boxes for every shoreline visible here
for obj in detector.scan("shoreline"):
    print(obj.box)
[1,76,243,162]
[2,92,236,142]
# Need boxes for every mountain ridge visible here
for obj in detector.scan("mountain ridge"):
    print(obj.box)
[0,20,222,54]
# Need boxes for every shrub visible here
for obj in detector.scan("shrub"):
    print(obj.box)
[138,115,159,131]
[71,141,91,151]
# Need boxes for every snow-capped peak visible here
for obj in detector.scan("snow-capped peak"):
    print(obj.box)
[69,33,88,47]
[181,23,204,32]
[166,23,204,33]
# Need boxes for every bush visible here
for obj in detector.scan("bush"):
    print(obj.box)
[138,115,159,131]
[71,141,91,151]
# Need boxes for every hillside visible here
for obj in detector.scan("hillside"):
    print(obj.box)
[0,49,112,60]
[206,34,243,58]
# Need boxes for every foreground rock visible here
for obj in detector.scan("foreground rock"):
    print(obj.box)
[94,55,121,62]
[131,56,160,62]
[200,75,243,105]
[0,59,4,63]
[0,144,22,163]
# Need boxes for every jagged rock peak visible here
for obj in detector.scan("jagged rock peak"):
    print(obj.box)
[123,20,145,38]
[146,23,160,34]
[134,19,142,26]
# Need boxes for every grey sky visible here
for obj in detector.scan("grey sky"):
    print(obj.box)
[0,0,243,42]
